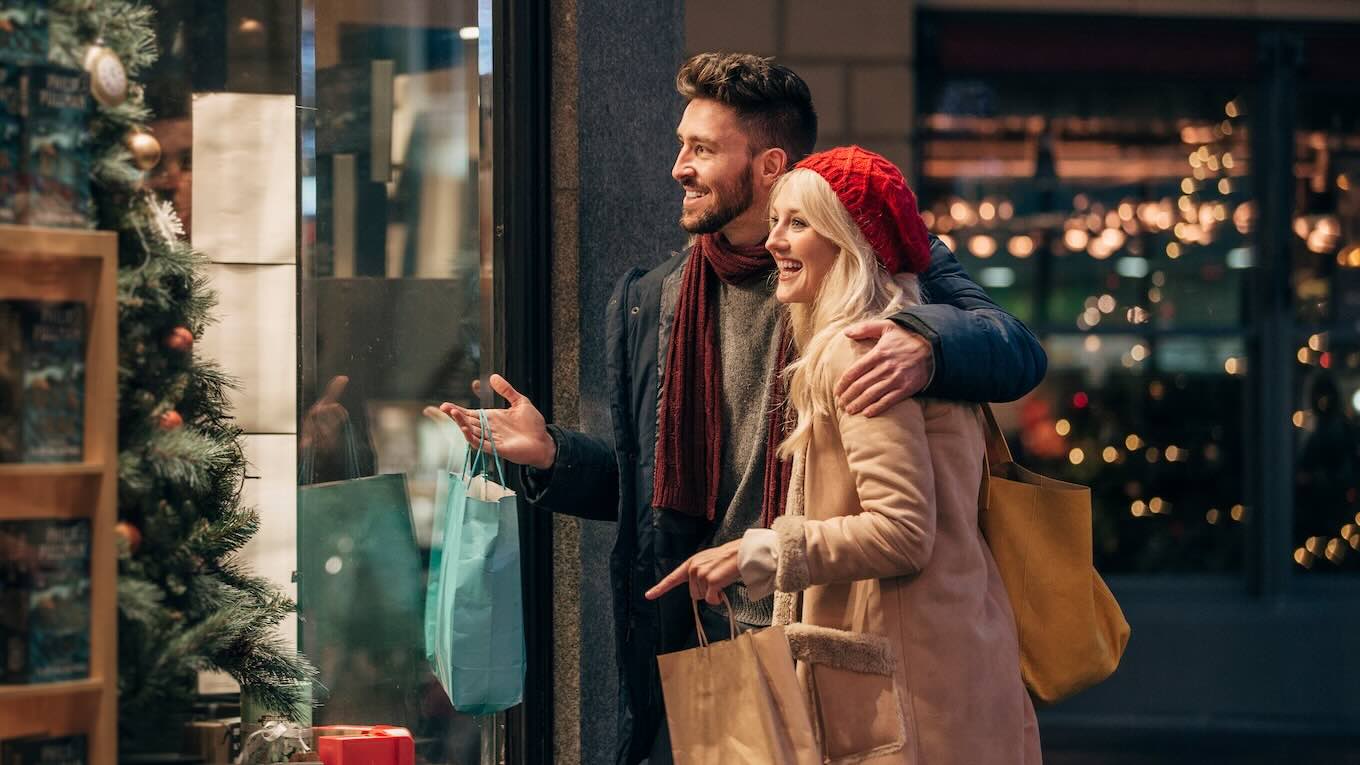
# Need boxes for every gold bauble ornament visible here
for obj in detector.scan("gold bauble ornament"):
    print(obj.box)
[127,131,162,171]
[82,42,128,108]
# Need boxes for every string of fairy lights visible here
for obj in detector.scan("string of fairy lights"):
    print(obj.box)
[923,96,1358,570]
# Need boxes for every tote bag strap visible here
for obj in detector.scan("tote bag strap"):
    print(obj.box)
[980,404,1014,468]
[978,404,1017,514]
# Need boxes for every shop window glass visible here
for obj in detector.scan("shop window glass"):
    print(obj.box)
[297,0,496,755]
[1290,58,1360,574]
[918,55,1252,573]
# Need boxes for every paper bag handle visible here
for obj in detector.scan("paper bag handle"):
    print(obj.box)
[691,592,738,648]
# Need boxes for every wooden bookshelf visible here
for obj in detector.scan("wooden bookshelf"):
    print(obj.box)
[0,225,117,765]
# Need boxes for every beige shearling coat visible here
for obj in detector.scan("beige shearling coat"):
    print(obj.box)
[765,335,1042,765]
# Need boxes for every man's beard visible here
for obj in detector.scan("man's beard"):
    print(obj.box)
[680,166,755,235]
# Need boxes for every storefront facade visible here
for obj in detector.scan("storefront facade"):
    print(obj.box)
[132,0,555,760]
[676,0,1360,762]
[99,0,1360,762]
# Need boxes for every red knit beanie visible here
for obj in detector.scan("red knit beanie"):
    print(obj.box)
[795,146,932,275]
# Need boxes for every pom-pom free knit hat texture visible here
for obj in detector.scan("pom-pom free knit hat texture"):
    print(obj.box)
[795,145,932,275]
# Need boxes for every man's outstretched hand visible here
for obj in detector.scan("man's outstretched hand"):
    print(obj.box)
[440,374,557,470]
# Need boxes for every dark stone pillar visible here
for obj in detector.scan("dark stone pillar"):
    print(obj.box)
[555,1,685,762]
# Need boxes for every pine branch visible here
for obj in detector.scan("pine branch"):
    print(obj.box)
[145,427,242,493]
[185,505,260,562]
[239,682,314,725]
[48,0,158,74]
[215,560,280,606]
[117,576,165,627]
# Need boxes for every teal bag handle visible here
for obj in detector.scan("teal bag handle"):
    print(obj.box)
[479,409,508,487]
[299,415,363,484]
[460,409,507,488]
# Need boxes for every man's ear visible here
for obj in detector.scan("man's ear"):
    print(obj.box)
[757,147,789,188]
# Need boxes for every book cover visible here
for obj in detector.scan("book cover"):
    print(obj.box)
[0,520,29,683]
[0,735,88,765]
[26,519,91,683]
[0,301,20,462]
[0,64,21,224]
[0,1,49,66]
[20,300,85,463]
[22,66,92,229]
[0,519,91,684]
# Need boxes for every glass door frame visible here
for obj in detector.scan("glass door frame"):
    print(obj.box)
[292,0,554,757]
[489,0,554,761]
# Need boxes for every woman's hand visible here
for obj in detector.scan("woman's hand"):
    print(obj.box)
[645,539,744,604]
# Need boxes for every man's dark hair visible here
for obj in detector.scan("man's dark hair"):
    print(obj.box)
[676,52,818,164]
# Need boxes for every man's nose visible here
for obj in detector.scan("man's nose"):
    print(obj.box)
[672,150,693,182]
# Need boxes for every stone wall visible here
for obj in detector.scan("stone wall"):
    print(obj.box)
[684,0,917,174]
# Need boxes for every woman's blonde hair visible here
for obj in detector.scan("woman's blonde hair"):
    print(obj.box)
[771,168,922,459]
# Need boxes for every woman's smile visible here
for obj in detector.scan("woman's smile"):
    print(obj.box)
[774,255,804,280]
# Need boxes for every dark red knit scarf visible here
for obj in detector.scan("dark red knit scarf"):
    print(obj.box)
[652,233,795,528]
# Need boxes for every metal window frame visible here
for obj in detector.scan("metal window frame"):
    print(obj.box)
[490,0,554,761]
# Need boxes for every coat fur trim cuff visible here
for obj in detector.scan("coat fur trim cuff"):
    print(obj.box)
[784,623,897,676]
[772,515,810,592]
[772,591,799,627]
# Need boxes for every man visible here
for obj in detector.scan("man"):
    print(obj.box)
[442,53,1046,764]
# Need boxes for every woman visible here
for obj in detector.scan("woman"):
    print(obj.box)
[654,146,1041,764]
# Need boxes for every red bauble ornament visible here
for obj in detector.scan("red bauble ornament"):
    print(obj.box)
[115,521,142,553]
[165,326,194,352]
[158,410,183,430]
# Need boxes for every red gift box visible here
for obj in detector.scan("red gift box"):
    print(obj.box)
[316,726,414,765]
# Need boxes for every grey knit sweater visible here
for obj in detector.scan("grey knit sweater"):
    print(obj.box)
[704,273,782,627]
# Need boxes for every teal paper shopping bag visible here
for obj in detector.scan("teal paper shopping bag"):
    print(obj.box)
[425,409,525,714]
[297,422,424,723]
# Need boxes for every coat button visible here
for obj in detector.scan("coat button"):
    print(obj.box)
[630,306,640,315]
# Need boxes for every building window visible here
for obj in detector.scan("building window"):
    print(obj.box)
[919,15,1360,580]
[1290,32,1360,574]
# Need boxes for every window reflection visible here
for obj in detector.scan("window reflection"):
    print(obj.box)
[1291,73,1360,574]
[298,0,492,755]
[918,74,1251,572]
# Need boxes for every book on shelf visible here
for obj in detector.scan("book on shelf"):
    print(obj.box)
[0,63,21,225]
[0,301,20,461]
[0,518,91,685]
[0,299,86,464]
[0,1,49,67]
[0,735,87,765]
[21,65,93,229]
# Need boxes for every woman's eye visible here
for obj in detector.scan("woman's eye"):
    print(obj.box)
[792,218,808,228]
[768,217,779,227]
